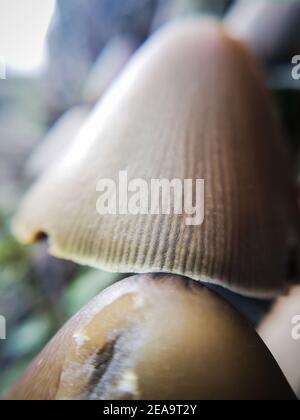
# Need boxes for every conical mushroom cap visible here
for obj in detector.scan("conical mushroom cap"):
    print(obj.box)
[13,20,298,298]
[6,275,295,400]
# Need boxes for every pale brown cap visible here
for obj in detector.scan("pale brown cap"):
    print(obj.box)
[13,20,298,298]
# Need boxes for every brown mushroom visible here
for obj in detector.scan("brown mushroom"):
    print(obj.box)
[6,274,296,400]
[12,20,298,298]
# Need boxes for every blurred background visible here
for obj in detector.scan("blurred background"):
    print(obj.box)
[0,0,300,397]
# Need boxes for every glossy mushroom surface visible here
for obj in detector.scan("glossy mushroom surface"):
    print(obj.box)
[6,274,295,400]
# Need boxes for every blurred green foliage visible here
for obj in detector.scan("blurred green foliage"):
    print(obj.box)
[0,211,29,269]
[0,204,124,396]
[0,240,123,396]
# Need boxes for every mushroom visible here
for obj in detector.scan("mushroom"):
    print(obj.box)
[12,20,298,298]
[258,286,300,398]
[5,274,296,400]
